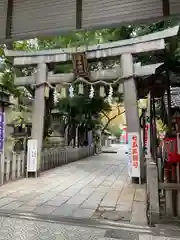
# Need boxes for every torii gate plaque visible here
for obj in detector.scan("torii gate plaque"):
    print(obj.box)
[5,26,179,182]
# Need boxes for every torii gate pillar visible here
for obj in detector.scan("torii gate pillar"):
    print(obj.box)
[31,63,47,175]
[121,53,144,183]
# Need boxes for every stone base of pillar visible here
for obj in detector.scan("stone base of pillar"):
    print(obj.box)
[95,144,102,154]
[131,177,142,185]
[26,170,40,178]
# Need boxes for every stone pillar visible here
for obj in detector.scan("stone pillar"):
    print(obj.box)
[121,53,144,182]
[31,63,47,174]
[146,159,160,224]
[64,126,69,147]
[75,126,78,148]
[96,129,102,154]
[50,113,65,148]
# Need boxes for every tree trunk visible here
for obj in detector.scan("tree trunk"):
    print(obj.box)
[68,124,76,146]
[78,126,84,146]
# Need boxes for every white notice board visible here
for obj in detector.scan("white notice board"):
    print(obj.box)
[27,139,38,172]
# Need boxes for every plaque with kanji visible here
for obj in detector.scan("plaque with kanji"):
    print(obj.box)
[72,52,89,78]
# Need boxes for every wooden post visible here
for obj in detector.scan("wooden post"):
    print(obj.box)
[75,126,78,148]
[166,69,177,216]
[166,70,172,136]
[12,152,16,180]
[65,126,68,148]
[21,151,25,177]
[152,95,158,160]
[145,93,151,159]
[121,53,144,183]
[165,188,174,216]
[31,63,47,176]
[177,163,180,216]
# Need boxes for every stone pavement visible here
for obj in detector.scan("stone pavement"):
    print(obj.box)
[0,147,146,225]
[0,214,180,239]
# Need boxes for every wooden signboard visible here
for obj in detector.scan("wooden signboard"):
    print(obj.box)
[72,52,89,78]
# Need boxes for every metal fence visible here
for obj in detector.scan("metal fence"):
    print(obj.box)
[0,145,95,185]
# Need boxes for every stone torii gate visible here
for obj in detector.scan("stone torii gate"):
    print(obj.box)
[5,25,179,182]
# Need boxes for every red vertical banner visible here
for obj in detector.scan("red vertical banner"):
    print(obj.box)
[128,132,140,178]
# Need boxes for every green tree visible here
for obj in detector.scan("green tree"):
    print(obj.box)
[1,19,179,140]
[108,125,123,138]
[56,96,111,146]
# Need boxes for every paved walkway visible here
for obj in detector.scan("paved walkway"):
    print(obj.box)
[0,215,180,239]
[0,146,146,225]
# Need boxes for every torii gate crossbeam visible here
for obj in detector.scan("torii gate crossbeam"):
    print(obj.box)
[5,26,179,182]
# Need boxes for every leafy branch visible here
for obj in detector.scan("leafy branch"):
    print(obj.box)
[101,103,125,133]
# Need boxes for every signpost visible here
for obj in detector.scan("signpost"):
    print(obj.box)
[27,139,38,174]
[128,132,140,180]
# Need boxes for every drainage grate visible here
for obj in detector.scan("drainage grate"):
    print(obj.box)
[105,229,139,240]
